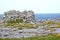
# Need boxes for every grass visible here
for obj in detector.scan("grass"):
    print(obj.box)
[4,22,38,30]
[0,34,60,40]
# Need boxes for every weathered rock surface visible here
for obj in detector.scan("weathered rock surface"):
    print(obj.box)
[0,27,51,38]
[2,10,35,23]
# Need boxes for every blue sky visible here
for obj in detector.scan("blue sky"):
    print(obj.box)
[0,0,60,14]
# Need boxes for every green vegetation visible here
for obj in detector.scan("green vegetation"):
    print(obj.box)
[4,18,60,30]
[7,18,23,23]
[4,23,36,29]
[4,18,37,29]
[18,23,37,30]
[0,34,60,40]
[4,22,37,29]
[45,20,53,25]
[4,18,23,27]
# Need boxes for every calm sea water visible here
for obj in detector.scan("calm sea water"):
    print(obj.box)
[0,14,3,20]
[35,14,60,20]
[0,14,60,20]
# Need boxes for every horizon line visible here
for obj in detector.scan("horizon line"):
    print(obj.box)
[0,13,60,14]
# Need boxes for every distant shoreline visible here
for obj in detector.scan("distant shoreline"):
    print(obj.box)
[0,13,60,20]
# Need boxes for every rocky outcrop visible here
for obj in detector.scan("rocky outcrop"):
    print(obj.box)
[0,27,51,38]
[2,10,35,23]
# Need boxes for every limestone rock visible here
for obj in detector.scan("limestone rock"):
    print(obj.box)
[2,10,35,23]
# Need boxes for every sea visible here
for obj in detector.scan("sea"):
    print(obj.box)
[0,13,60,20]
[35,13,60,20]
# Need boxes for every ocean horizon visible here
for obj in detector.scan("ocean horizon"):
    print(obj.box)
[0,13,60,20]
[35,13,60,20]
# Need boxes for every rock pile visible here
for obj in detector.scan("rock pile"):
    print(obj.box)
[2,10,35,23]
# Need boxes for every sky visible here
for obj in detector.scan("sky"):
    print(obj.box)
[0,0,60,14]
